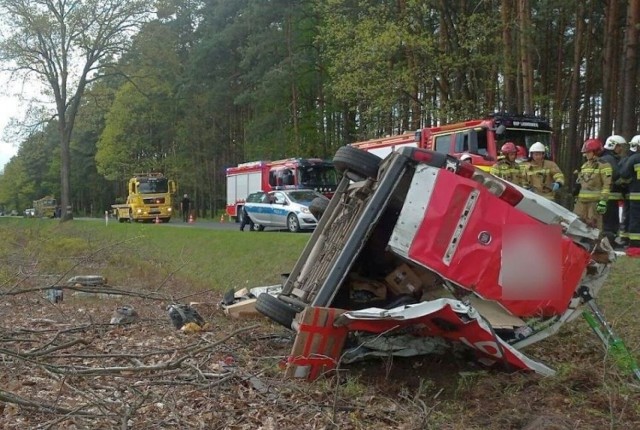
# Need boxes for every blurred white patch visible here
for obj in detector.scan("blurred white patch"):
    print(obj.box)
[500,225,562,300]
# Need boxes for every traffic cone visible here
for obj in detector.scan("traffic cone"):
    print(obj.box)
[220,214,225,223]
[155,215,161,224]
[188,213,194,223]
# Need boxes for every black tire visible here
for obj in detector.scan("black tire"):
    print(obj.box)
[257,225,265,231]
[255,294,301,329]
[287,213,301,232]
[333,146,382,181]
[309,196,330,221]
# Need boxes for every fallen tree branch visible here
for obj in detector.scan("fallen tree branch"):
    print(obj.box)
[26,338,90,357]
[39,324,260,376]
[0,388,106,417]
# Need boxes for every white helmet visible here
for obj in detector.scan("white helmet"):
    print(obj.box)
[460,153,472,162]
[604,134,626,150]
[630,135,640,152]
[529,142,546,154]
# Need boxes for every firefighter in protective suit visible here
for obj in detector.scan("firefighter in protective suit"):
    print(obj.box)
[619,135,640,246]
[574,139,612,231]
[521,142,564,200]
[599,135,625,244]
[619,136,640,255]
[490,142,527,187]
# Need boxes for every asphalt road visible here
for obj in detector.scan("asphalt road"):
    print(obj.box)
[75,216,303,233]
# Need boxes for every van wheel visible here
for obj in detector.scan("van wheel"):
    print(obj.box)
[333,146,382,181]
[309,196,330,221]
[287,213,301,232]
[255,294,302,329]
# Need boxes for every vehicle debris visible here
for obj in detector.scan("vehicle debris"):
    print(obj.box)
[110,305,139,324]
[45,287,64,303]
[67,275,107,287]
[167,303,205,329]
[221,284,283,318]
[255,146,627,380]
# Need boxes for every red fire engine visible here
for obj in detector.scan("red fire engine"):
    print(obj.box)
[226,158,338,221]
[351,113,555,171]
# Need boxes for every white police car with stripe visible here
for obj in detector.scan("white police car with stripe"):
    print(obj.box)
[245,189,324,232]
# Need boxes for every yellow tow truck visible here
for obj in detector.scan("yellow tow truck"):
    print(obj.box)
[112,173,177,223]
[33,196,57,218]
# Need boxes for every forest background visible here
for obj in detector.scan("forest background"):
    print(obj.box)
[0,0,638,218]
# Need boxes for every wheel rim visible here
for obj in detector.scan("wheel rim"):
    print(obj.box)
[288,215,299,232]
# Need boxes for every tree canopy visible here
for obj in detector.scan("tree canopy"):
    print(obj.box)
[0,0,638,217]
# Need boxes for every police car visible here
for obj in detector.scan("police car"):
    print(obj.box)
[244,189,324,232]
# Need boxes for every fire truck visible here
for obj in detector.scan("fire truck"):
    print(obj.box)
[112,173,177,223]
[226,158,338,221]
[351,113,554,171]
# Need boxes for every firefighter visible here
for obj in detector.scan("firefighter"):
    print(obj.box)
[619,135,640,246]
[521,141,564,200]
[599,135,626,244]
[620,136,640,255]
[490,142,527,187]
[574,139,612,231]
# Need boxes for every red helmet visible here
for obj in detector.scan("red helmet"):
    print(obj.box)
[581,139,603,154]
[501,142,517,154]
[516,145,526,158]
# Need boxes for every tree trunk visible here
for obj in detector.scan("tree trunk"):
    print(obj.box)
[518,0,534,114]
[285,9,300,151]
[501,0,517,112]
[621,0,640,137]
[563,2,586,204]
[601,0,623,138]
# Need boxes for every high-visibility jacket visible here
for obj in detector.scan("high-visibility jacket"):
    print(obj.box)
[521,160,565,199]
[619,152,640,244]
[599,150,623,200]
[490,159,526,187]
[576,158,612,202]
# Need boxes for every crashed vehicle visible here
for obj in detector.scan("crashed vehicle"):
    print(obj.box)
[255,145,615,376]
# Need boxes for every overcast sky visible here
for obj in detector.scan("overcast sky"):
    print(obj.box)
[0,93,18,172]
[0,70,45,173]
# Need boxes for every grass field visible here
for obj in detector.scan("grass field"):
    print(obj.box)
[0,217,308,296]
[1,217,639,428]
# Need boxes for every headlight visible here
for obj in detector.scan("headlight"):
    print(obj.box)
[168,207,172,212]
[136,208,142,214]
[301,207,310,214]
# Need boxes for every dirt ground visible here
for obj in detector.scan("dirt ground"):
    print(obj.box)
[1,279,639,430]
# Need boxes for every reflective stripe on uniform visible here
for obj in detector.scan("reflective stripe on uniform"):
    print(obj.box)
[552,172,564,183]
[608,192,623,200]
[577,190,602,200]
